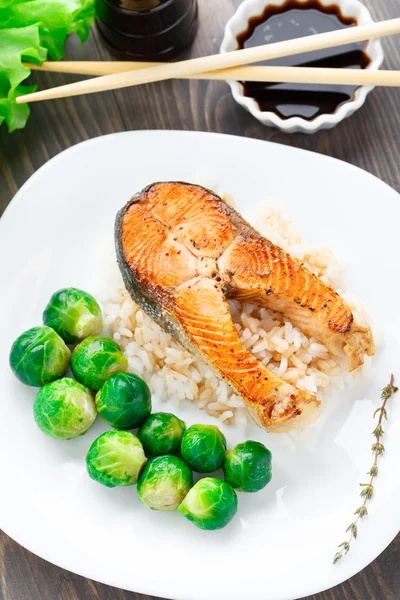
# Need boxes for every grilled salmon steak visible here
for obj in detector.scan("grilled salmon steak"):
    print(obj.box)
[116,182,374,432]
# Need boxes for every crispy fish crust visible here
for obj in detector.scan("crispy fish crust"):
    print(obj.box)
[116,182,374,432]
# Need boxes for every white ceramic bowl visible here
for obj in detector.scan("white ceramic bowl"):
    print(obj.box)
[220,0,384,133]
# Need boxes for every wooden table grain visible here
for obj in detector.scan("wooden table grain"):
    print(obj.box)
[1,0,399,598]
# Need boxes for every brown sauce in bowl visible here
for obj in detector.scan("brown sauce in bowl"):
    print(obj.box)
[236,0,371,120]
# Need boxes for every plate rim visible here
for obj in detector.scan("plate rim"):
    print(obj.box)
[2,129,400,231]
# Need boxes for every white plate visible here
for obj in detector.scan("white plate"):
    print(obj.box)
[0,131,399,600]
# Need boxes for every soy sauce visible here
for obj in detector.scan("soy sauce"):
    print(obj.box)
[236,0,371,120]
[95,0,198,60]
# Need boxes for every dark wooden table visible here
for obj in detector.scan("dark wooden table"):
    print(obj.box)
[1,0,399,598]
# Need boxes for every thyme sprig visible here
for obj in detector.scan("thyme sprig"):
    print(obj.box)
[333,375,398,565]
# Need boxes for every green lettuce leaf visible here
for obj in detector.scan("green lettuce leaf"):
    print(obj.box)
[0,0,94,132]
[0,0,95,60]
[0,25,47,131]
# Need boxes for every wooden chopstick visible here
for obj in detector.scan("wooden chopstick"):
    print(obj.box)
[26,61,400,87]
[17,18,400,103]
[27,61,159,75]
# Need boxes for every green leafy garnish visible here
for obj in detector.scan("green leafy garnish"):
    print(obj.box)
[0,0,95,132]
[333,375,398,565]
[0,25,45,131]
[0,0,95,60]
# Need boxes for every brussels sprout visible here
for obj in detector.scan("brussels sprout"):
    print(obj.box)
[138,412,185,456]
[9,325,70,387]
[137,455,192,511]
[34,377,96,439]
[71,336,128,390]
[96,372,151,429]
[86,430,147,488]
[43,287,102,344]
[223,441,272,492]
[180,424,226,473]
[178,477,238,530]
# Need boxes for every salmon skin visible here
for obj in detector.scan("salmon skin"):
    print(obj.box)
[115,182,374,432]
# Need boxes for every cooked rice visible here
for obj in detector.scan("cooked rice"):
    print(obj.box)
[101,204,369,426]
